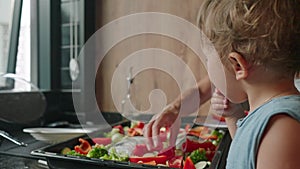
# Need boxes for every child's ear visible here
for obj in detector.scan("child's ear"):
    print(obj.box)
[227,52,249,80]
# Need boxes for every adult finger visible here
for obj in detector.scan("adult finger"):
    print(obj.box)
[143,120,155,149]
[169,119,181,147]
[151,120,162,148]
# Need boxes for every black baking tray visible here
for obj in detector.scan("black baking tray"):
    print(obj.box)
[31,120,232,169]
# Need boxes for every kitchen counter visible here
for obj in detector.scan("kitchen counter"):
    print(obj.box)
[0,123,50,169]
[0,155,48,169]
[0,112,126,169]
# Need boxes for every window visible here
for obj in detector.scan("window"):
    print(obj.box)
[0,20,10,74]
[0,0,14,75]
[15,0,31,82]
[0,0,22,89]
[0,0,95,92]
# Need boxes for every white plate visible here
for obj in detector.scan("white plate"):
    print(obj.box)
[23,128,98,144]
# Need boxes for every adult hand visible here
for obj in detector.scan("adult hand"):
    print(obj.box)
[143,104,181,149]
[143,76,212,149]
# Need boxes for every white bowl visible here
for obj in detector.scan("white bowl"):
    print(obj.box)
[23,128,98,144]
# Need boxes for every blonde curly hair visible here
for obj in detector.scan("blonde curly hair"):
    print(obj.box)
[198,0,300,78]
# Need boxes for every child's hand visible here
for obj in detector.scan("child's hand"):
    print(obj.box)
[211,89,246,119]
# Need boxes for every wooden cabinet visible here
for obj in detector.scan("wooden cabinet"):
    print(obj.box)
[94,0,210,116]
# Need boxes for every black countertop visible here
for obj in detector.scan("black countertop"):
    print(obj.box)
[0,112,127,169]
[0,155,48,169]
[0,123,50,169]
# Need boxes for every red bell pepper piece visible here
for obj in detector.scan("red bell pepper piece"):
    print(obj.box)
[183,157,196,169]
[129,155,168,164]
[113,125,124,134]
[158,146,175,160]
[135,121,145,129]
[182,139,216,153]
[205,150,216,162]
[92,137,112,146]
[128,127,143,136]
[74,138,92,155]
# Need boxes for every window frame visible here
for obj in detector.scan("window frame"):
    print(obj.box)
[7,0,23,74]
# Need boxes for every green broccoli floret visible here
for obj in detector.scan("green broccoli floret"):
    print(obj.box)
[100,154,112,160]
[109,148,129,161]
[117,155,129,162]
[99,148,128,162]
[66,150,85,157]
[189,149,207,164]
[86,147,108,158]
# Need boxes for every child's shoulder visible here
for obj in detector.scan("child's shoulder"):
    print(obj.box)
[269,94,300,109]
[256,95,300,168]
[257,114,300,168]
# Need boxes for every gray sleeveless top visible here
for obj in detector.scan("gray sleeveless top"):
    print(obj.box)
[226,95,300,169]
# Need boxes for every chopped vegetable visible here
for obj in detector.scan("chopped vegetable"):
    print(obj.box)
[113,125,124,134]
[111,132,124,143]
[127,127,143,136]
[204,150,215,162]
[86,146,108,158]
[211,130,224,145]
[66,150,86,157]
[74,138,92,155]
[168,156,183,168]
[62,122,225,168]
[182,139,216,153]
[100,148,129,162]
[129,155,168,164]
[183,157,196,169]
[158,147,175,160]
[187,127,222,141]
[130,121,145,129]
[92,137,112,146]
[104,128,121,138]
[61,147,71,155]
[194,161,209,169]
[127,121,145,136]
[189,148,207,164]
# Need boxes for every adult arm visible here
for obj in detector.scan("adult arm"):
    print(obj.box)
[143,75,212,148]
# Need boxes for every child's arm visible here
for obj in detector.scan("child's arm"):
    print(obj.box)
[256,114,300,169]
[211,89,247,138]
